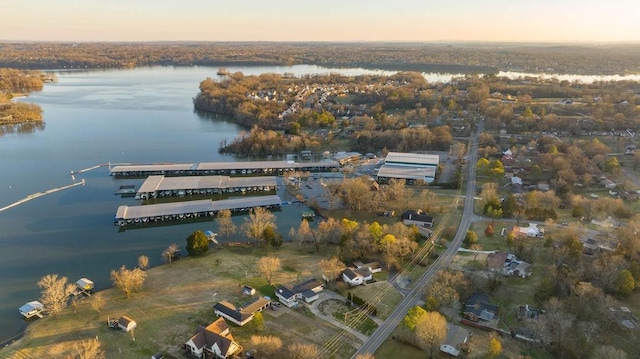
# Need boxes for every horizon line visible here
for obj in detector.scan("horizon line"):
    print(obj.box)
[2,39,640,46]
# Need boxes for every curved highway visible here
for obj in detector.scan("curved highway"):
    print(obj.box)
[352,119,483,357]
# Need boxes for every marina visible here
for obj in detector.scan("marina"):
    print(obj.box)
[135,175,277,199]
[109,160,339,177]
[114,195,283,226]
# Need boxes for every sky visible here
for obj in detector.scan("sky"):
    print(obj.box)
[2,0,639,43]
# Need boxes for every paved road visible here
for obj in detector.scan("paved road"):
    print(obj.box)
[351,119,483,358]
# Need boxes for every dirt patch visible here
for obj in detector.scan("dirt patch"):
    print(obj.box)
[318,298,348,317]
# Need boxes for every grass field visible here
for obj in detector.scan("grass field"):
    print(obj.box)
[0,244,364,359]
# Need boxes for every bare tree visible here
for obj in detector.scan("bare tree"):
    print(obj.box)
[319,257,346,283]
[38,274,73,316]
[242,207,276,247]
[91,292,105,313]
[451,141,467,163]
[288,342,318,359]
[593,346,627,359]
[69,338,105,359]
[296,218,314,247]
[249,335,282,358]
[257,256,281,286]
[110,265,147,298]
[137,255,149,270]
[414,311,447,358]
[216,208,237,239]
[162,243,180,264]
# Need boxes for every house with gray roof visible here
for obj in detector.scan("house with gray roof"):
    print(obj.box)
[275,278,324,307]
[213,296,270,326]
[463,293,498,323]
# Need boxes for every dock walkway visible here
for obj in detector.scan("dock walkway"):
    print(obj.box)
[110,160,339,177]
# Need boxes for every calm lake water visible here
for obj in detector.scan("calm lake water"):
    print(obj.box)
[0,64,418,345]
[1,64,632,345]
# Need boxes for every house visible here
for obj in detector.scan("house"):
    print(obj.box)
[275,286,298,307]
[342,267,372,286]
[353,261,382,274]
[275,278,325,307]
[440,323,469,357]
[402,209,434,228]
[464,293,498,323]
[581,237,619,254]
[342,261,382,286]
[511,223,543,238]
[602,179,617,190]
[487,252,532,278]
[213,296,271,326]
[184,317,242,359]
[118,316,137,332]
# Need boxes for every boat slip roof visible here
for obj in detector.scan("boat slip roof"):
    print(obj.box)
[138,175,277,193]
[110,161,338,174]
[115,195,282,220]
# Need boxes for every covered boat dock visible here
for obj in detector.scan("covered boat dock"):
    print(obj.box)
[135,175,277,199]
[109,160,339,177]
[19,301,44,319]
[114,195,282,226]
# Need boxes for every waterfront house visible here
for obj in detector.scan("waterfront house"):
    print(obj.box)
[184,317,242,359]
[213,296,271,326]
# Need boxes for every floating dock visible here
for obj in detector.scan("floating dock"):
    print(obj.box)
[135,175,277,199]
[109,160,339,177]
[114,195,282,226]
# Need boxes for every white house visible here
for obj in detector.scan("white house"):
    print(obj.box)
[275,278,324,307]
[342,267,372,286]
[512,223,543,238]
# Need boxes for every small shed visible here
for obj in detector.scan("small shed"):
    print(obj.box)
[151,353,164,359]
[118,316,137,332]
[242,285,256,296]
[19,301,44,319]
[76,278,94,291]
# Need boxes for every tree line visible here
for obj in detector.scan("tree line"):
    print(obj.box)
[1,42,639,75]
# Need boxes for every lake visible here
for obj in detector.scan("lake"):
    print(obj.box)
[0,64,416,345]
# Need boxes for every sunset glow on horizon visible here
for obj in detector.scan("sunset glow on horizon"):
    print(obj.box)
[2,0,639,43]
